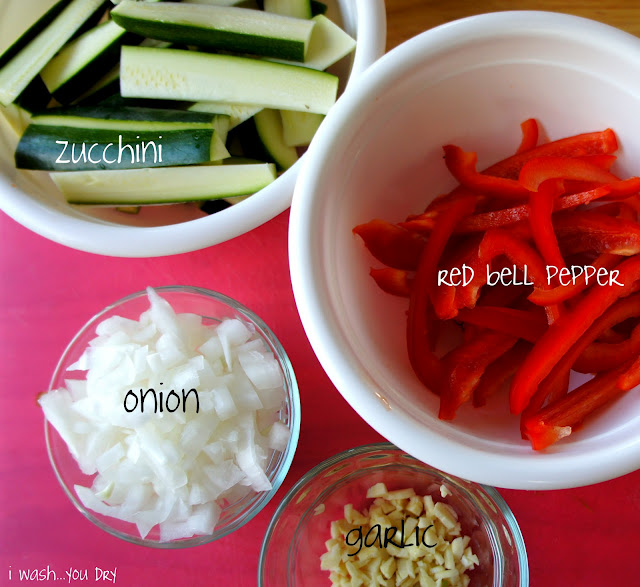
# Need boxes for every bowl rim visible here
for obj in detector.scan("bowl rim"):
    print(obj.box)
[289,10,640,490]
[0,0,386,258]
[43,285,301,548]
[257,442,529,586]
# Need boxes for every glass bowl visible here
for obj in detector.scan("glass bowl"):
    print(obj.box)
[44,285,301,548]
[259,443,528,586]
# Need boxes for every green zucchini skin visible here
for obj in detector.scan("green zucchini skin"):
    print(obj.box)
[51,31,143,105]
[34,105,222,125]
[310,0,327,16]
[0,0,75,69]
[15,77,51,114]
[111,3,312,61]
[15,125,219,171]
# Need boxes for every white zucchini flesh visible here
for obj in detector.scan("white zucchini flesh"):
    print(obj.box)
[264,0,312,19]
[40,20,127,93]
[111,2,315,61]
[188,101,263,130]
[254,109,298,171]
[52,163,277,204]
[120,46,339,114]
[0,0,107,106]
[280,109,323,147]
[270,14,356,71]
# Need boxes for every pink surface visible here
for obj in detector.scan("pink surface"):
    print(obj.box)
[1,210,638,586]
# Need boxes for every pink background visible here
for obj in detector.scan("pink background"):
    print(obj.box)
[1,210,638,586]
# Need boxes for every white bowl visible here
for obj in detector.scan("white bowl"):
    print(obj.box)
[0,0,386,257]
[289,11,640,490]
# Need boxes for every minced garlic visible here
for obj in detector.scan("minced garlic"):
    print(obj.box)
[320,483,479,587]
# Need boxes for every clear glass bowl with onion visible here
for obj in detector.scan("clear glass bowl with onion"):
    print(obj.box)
[42,285,300,548]
[258,443,528,586]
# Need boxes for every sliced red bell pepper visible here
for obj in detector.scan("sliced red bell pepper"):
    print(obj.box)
[528,253,620,306]
[529,179,566,270]
[436,186,610,234]
[509,259,640,414]
[473,341,531,407]
[407,196,476,392]
[353,219,426,270]
[439,331,518,420]
[554,210,640,256]
[443,145,530,199]
[617,353,640,391]
[519,156,620,191]
[525,293,640,410]
[515,118,539,154]
[602,176,640,200]
[572,323,640,373]
[484,129,618,180]
[370,268,413,297]
[575,154,617,171]
[455,306,547,343]
[521,363,633,450]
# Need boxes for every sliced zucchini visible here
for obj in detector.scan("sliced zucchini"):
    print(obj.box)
[0,1,74,70]
[73,65,120,105]
[32,105,227,127]
[15,77,52,114]
[120,46,339,114]
[280,109,323,147]
[188,101,263,130]
[111,2,315,61]
[15,124,228,171]
[51,163,277,204]
[40,20,141,105]
[270,14,356,71]
[235,108,298,170]
[0,0,108,106]
[264,0,312,19]
[254,109,297,170]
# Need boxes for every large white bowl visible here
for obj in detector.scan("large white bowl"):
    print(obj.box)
[0,0,386,257]
[289,11,640,490]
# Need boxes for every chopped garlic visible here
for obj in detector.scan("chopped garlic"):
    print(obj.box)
[320,483,479,587]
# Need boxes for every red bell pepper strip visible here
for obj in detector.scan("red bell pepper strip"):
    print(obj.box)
[370,268,413,297]
[439,331,518,420]
[575,154,617,171]
[425,186,610,234]
[528,253,620,306]
[617,353,640,391]
[478,229,550,288]
[526,293,640,408]
[529,179,566,270]
[515,119,539,154]
[443,145,531,199]
[455,306,547,343]
[353,219,426,270]
[553,211,640,256]
[484,129,618,180]
[473,341,531,407]
[521,363,633,450]
[519,156,620,191]
[602,176,640,200]
[509,259,640,414]
[407,196,476,392]
[572,323,640,373]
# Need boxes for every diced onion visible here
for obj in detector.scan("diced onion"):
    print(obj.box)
[40,287,291,541]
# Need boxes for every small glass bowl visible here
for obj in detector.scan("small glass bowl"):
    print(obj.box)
[258,443,528,586]
[44,285,301,548]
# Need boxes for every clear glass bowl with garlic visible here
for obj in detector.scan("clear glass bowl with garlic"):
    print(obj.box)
[258,443,528,586]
